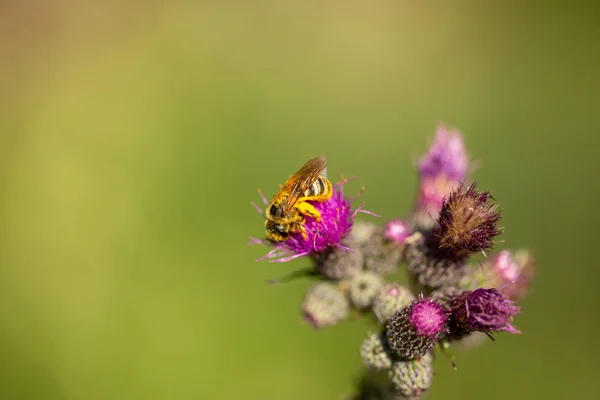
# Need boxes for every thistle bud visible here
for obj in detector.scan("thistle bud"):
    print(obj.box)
[302,282,350,329]
[429,286,464,303]
[349,271,385,310]
[437,182,502,258]
[345,221,378,247]
[405,232,469,288]
[447,288,521,339]
[386,297,448,360]
[389,352,434,399]
[373,283,416,324]
[361,225,406,276]
[360,333,394,370]
[315,243,364,280]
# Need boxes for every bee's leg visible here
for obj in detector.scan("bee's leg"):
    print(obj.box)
[297,225,307,240]
[298,222,309,240]
[295,202,322,222]
[289,220,309,240]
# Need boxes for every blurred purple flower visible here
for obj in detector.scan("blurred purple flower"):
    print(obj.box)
[486,250,536,300]
[385,219,411,244]
[418,124,469,182]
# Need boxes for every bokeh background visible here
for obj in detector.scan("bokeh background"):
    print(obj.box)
[1,1,599,399]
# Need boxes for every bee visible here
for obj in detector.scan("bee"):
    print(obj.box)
[265,156,333,242]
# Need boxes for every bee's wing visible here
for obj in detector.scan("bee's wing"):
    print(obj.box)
[281,156,327,213]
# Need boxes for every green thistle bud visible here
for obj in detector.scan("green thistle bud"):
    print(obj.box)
[429,286,464,303]
[362,226,405,276]
[346,221,378,246]
[316,247,364,280]
[360,333,394,370]
[389,353,434,399]
[302,282,350,329]
[405,232,468,289]
[315,240,364,279]
[372,283,416,324]
[349,271,385,310]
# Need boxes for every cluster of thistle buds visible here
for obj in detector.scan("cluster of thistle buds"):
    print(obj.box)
[249,124,536,399]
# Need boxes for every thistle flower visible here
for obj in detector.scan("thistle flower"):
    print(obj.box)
[437,182,502,257]
[251,180,377,264]
[418,124,469,182]
[412,124,469,229]
[302,282,351,329]
[484,249,536,300]
[349,271,385,310]
[386,297,448,360]
[360,333,394,370]
[385,220,411,244]
[412,174,460,230]
[447,288,521,339]
[373,283,416,324]
[406,183,502,288]
[430,287,489,350]
[389,352,434,400]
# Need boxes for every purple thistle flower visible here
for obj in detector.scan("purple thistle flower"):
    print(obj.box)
[406,183,502,288]
[418,124,469,182]
[437,182,503,258]
[386,296,449,359]
[486,249,536,300]
[412,124,469,229]
[448,288,521,338]
[410,299,449,338]
[385,219,411,244]
[250,180,378,263]
[414,175,458,225]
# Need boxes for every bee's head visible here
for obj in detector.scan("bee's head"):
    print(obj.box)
[267,203,284,219]
[266,220,289,242]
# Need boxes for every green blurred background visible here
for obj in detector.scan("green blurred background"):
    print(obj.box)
[1,1,598,399]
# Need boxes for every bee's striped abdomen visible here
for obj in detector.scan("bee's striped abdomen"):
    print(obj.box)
[304,177,327,197]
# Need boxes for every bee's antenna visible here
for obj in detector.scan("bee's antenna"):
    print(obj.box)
[266,267,320,285]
